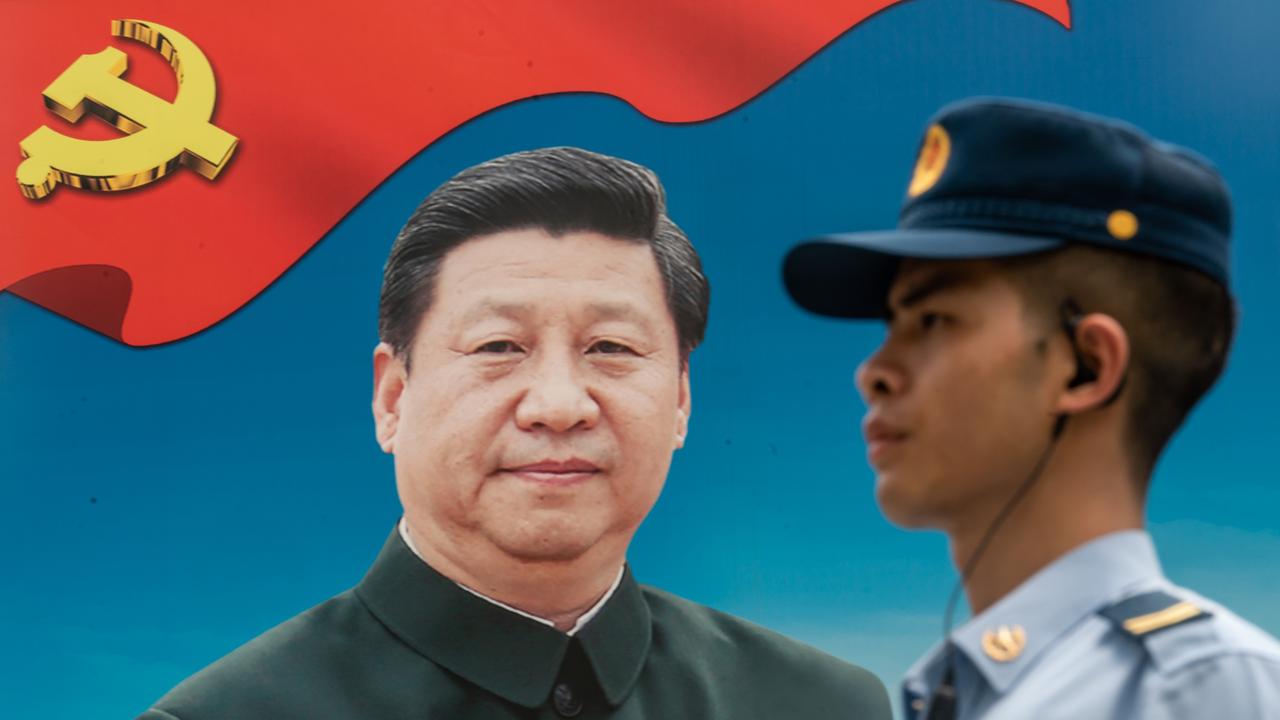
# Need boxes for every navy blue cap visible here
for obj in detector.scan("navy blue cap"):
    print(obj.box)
[783,97,1233,318]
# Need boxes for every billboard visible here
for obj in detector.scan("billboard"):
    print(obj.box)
[3,1,1276,717]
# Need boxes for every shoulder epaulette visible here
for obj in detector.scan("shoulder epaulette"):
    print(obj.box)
[1099,590,1213,638]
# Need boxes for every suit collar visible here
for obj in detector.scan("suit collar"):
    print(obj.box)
[577,564,651,704]
[354,528,650,708]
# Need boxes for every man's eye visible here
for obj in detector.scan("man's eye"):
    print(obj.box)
[588,340,635,355]
[474,340,523,354]
[920,312,946,331]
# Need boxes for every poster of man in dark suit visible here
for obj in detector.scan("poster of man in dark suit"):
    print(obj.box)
[138,147,891,719]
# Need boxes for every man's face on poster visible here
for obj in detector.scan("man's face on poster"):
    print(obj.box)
[374,228,691,565]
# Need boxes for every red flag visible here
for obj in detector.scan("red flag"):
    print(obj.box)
[1,0,1069,345]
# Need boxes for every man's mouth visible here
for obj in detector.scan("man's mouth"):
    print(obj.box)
[863,417,909,465]
[501,458,601,485]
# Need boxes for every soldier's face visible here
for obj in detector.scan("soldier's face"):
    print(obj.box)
[856,259,1059,531]
[374,228,690,567]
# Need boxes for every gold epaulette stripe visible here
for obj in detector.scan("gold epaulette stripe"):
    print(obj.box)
[1122,601,1203,635]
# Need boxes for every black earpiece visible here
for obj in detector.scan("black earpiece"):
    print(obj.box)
[1059,299,1125,405]
[1060,306,1098,389]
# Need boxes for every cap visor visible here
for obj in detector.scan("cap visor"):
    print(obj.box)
[783,228,1065,318]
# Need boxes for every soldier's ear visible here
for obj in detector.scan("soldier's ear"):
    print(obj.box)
[1055,313,1129,416]
[372,343,407,453]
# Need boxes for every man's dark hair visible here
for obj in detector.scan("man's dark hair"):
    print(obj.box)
[1004,246,1236,479]
[378,147,710,368]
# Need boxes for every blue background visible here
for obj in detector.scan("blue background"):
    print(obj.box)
[2,1,1278,717]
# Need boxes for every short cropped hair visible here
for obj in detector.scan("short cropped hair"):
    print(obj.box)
[378,147,710,368]
[1003,246,1236,479]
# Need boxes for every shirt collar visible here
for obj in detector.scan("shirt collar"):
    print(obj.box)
[905,529,1163,697]
[398,518,625,636]
[356,526,651,708]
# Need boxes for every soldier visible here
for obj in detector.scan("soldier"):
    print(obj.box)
[783,98,1280,718]
[140,147,890,719]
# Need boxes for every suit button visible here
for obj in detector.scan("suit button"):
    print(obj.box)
[553,682,583,717]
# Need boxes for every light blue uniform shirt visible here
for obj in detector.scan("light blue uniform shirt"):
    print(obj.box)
[903,530,1280,719]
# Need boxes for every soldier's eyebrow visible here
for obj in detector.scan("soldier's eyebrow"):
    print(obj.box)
[886,269,975,320]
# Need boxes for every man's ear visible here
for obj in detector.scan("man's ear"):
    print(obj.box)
[1055,313,1130,416]
[372,343,407,453]
[675,365,692,449]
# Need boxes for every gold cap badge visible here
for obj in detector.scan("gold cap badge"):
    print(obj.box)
[907,124,951,198]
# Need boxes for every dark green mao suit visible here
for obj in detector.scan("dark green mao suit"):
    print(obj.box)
[139,530,890,719]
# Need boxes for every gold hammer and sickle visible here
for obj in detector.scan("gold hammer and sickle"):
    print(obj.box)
[16,19,239,200]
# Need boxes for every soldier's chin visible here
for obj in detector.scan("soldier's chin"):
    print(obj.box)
[874,471,936,529]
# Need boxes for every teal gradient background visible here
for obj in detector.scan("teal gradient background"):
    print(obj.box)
[2,1,1278,717]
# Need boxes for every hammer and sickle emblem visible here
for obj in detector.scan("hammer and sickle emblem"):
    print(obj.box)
[16,19,238,200]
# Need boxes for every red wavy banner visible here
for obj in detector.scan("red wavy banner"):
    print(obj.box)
[0,0,1069,345]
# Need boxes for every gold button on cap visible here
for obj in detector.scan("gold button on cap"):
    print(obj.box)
[1107,209,1139,240]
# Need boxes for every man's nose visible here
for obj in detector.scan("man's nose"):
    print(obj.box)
[855,345,907,403]
[514,350,601,433]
